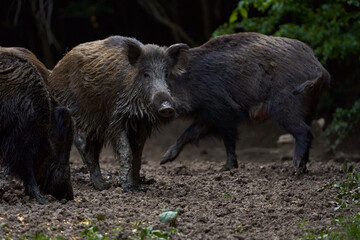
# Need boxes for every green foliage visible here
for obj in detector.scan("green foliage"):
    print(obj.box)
[298,163,360,239]
[81,226,104,240]
[132,220,179,240]
[317,161,360,211]
[159,208,180,227]
[297,213,360,240]
[16,232,65,240]
[326,99,360,150]
[219,192,232,200]
[332,163,360,211]
[132,208,182,239]
[0,222,8,228]
[133,226,178,240]
[1,208,183,240]
[236,222,251,233]
[212,0,360,65]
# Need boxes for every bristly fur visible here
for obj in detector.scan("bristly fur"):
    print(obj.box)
[163,32,330,172]
[50,36,180,144]
[0,49,52,178]
[49,35,189,190]
[0,47,74,203]
[110,84,158,137]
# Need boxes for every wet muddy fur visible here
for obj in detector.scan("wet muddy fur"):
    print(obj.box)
[163,32,330,173]
[49,36,189,190]
[0,47,74,204]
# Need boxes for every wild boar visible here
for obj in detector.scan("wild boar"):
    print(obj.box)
[161,32,330,174]
[49,36,189,190]
[0,47,74,204]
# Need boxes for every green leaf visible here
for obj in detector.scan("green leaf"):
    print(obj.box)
[159,208,179,227]
[159,211,178,223]
[239,7,248,18]
[0,222,7,228]
[140,227,153,239]
[152,230,170,239]
[229,10,239,23]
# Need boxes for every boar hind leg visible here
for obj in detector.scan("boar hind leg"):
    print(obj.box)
[218,126,239,171]
[161,122,212,164]
[4,131,48,204]
[74,134,110,190]
[21,154,48,204]
[291,126,312,174]
[271,108,313,174]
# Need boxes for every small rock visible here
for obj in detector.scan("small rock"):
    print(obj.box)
[317,118,325,129]
[277,134,295,145]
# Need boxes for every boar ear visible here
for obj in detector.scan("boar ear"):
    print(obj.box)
[166,43,190,76]
[124,40,143,66]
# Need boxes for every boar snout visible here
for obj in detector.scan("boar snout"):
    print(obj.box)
[152,92,175,119]
[158,101,175,118]
[47,178,74,201]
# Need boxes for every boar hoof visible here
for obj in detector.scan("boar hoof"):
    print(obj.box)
[26,186,49,204]
[93,180,111,191]
[293,157,308,175]
[35,195,49,205]
[294,166,308,176]
[29,192,49,205]
[161,146,180,164]
[221,162,239,171]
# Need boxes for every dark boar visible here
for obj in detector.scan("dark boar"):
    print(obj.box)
[49,36,189,190]
[0,47,74,204]
[161,32,330,174]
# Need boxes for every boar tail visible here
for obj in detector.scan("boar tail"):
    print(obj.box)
[293,70,331,95]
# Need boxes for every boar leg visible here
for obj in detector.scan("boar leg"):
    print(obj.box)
[74,133,110,190]
[113,130,137,191]
[161,122,211,164]
[21,151,48,203]
[24,172,48,204]
[128,129,148,186]
[114,130,148,191]
[5,132,49,204]
[292,126,313,174]
[271,109,313,174]
[218,126,239,171]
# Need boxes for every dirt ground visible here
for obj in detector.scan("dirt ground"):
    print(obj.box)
[1,120,360,240]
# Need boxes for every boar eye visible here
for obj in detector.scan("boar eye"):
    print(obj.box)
[144,72,150,78]
[165,71,169,78]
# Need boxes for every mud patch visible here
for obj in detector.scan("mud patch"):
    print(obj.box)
[1,120,359,239]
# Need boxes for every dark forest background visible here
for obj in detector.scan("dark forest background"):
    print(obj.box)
[1,0,359,147]
[0,0,238,68]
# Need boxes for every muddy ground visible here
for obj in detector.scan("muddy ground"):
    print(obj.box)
[1,120,360,240]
